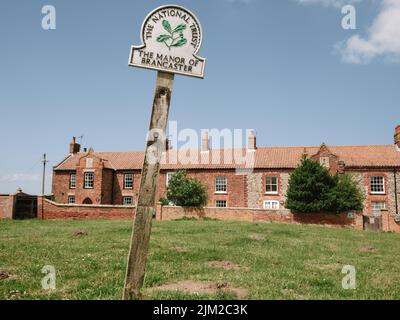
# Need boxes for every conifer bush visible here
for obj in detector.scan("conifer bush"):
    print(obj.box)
[286,154,364,213]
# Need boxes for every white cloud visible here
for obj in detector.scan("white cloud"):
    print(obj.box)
[0,173,40,183]
[338,0,400,63]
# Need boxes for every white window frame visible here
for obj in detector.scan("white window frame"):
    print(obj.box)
[122,196,133,206]
[124,173,134,189]
[265,176,278,194]
[215,200,227,208]
[215,176,227,194]
[166,172,175,187]
[370,176,385,194]
[84,172,94,189]
[68,195,75,204]
[69,173,76,189]
[320,157,330,169]
[264,200,280,210]
[371,201,386,217]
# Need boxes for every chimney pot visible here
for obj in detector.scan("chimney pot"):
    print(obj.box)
[201,131,210,152]
[165,138,172,151]
[69,137,81,154]
[248,131,257,150]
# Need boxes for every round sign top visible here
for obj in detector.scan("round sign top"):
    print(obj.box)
[129,5,206,78]
[141,5,203,54]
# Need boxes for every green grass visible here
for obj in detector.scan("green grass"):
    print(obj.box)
[1,219,400,300]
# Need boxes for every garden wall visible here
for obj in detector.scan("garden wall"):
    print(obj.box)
[38,196,135,220]
[0,195,14,219]
[381,209,400,233]
[38,198,400,233]
[155,204,364,229]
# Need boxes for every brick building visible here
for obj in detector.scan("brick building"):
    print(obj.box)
[52,126,400,217]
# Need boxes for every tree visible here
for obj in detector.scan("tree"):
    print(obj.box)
[286,153,364,213]
[162,170,208,207]
[286,154,336,212]
[326,173,364,213]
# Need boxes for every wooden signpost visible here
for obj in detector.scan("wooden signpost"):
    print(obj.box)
[123,5,205,300]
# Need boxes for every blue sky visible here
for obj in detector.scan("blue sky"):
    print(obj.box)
[1,0,399,194]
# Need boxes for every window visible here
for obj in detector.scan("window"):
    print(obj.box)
[68,196,75,204]
[370,176,385,194]
[216,200,227,208]
[166,172,175,187]
[215,176,227,193]
[371,201,386,217]
[264,200,280,210]
[265,176,278,194]
[320,157,330,168]
[123,196,133,206]
[124,173,134,189]
[84,172,94,189]
[69,173,76,189]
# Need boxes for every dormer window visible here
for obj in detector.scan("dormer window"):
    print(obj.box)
[320,157,330,169]
[86,158,93,168]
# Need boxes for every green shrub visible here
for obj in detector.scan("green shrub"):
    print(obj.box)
[286,153,364,213]
[326,173,364,213]
[163,170,208,207]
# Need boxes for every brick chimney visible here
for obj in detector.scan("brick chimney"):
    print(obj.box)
[201,131,210,152]
[69,137,81,154]
[395,125,400,148]
[248,131,257,151]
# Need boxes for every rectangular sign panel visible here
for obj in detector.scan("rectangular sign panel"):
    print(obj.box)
[128,5,206,78]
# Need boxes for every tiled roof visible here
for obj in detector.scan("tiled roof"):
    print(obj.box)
[53,144,400,171]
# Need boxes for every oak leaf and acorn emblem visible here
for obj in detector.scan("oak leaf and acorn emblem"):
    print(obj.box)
[157,20,187,49]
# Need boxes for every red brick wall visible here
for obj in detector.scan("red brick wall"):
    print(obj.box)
[113,171,141,205]
[258,170,288,208]
[156,205,362,229]
[157,170,247,208]
[75,155,103,205]
[52,171,74,203]
[51,163,398,218]
[311,145,339,174]
[381,210,400,233]
[363,171,389,214]
[0,195,14,219]
[101,169,114,204]
[38,196,135,220]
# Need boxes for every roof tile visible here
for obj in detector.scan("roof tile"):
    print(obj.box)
[53,145,400,171]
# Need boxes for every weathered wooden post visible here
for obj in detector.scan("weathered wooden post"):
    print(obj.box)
[123,5,206,300]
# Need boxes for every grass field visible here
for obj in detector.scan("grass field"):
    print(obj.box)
[1,218,400,300]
